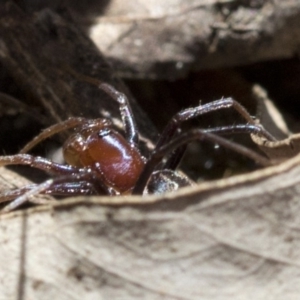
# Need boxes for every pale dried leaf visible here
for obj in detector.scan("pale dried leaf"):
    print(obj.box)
[1,154,300,299]
[0,168,57,206]
[0,168,31,191]
[252,133,300,161]
[88,0,300,78]
[251,84,300,160]
[253,84,291,139]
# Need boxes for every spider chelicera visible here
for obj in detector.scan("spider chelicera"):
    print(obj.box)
[0,75,275,212]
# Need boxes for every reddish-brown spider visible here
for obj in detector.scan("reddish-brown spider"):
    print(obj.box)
[0,76,275,212]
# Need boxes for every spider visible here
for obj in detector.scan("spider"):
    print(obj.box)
[0,74,275,213]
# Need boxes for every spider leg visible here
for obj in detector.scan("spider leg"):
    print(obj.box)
[0,185,38,204]
[63,66,139,147]
[20,117,88,153]
[162,145,187,171]
[1,179,56,212]
[0,154,81,175]
[156,98,276,150]
[0,181,96,204]
[41,181,99,197]
[0,154,119,194]
[1,172,118,213]
[99,83,139,147]
[164,123,271,170]
[132,128,272,194]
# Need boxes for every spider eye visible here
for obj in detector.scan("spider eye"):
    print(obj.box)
[98,128,111,138]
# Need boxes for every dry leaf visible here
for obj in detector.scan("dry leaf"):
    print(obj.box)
[1,153,300,299]
[251,84,300,160]
[252,133,300,161]
[2,3,300,299]
[88,0,300,78]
